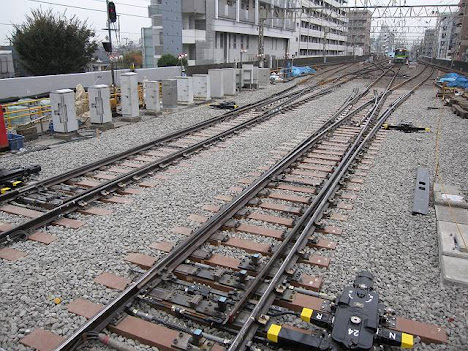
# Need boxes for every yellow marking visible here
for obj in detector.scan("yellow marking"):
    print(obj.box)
[12,181,22,187]
[1,187,10,194]
[401,333,414,348]
[300,307,313,323]
[267,324,281,343]
[383,123,389,129]
[425,128,431,132]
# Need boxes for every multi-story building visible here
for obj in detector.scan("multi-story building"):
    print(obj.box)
[346,10,371,55]
[292,0,348,58]
[142,0,349,67]
[454,0,468,61]
[436,12,457,59]
[421,28,436,57]
[373,25,395,56]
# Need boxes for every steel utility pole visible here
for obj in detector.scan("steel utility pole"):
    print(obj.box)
[258,18,265,68]
[106,0,116,90]
[323,27,328,63]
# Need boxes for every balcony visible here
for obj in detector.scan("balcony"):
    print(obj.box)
[284,19,295,31]
[148,5,161,17]
[182,29,207,44]
[219,4,236,20]
[239,8,255,23]
[300,42,322,50]
[272,18,284,29]
[182,0,206,14]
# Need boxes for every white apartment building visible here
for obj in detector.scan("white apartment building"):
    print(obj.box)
[372,25,395,56]
[142,0,349,67]
[436,12,457,59]
[292,0,348,58]
[422,28,436,57]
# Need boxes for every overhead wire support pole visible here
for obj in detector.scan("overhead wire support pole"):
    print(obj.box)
[106,0,116,92]
[258,18,265,68]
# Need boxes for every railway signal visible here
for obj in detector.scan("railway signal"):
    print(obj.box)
[107,1,117,23]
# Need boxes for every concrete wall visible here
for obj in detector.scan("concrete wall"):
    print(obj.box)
[275,55,369,69]
[186,62,238,75]
[419,56,468,73]
[162,0,183,57]
[0,66,181,100]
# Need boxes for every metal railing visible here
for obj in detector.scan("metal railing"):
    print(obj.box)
[2,98,52,129]
[2,84,148,130]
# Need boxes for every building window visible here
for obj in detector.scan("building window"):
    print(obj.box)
[241,35,244,49]
[246,36,249,49]
[233,34,237,49]
[220,33,224,48]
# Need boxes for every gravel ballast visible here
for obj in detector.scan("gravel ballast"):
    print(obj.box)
[1,68,464,350]
[0,77,364,350]
[0,79,303,180]
[321,82,468,350]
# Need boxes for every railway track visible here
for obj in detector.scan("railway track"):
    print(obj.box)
[0,62,382,247]
[25,65,447,351]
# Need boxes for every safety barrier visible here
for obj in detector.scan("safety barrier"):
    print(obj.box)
[2,98,52,129]
[1,83,153,130]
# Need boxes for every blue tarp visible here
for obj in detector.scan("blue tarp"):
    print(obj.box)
[438,73,468,88]
[282,65,316,77]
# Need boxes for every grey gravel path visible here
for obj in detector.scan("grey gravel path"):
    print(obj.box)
[0,77,364,350]
[321,83,468,350]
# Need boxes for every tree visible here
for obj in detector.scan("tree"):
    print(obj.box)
[157,53,187,67]
[122,51,143,69]
[11,9,98,76]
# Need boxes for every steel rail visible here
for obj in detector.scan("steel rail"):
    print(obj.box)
[0,62,372,206]
[0,84,340,245]
[54,64,388,351]
[227,67,435,350]
[0,63,385,246]
[0,85,299,203]
[225,68,400,350]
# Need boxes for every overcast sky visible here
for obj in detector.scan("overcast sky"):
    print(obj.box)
[0,0,459,47]
[0,0,150,46]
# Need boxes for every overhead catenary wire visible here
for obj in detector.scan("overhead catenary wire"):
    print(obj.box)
[27,0,148,19]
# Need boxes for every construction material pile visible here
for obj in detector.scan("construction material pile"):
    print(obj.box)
[438,73,468,89]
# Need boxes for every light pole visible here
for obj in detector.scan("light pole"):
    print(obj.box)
[323,27,328,64]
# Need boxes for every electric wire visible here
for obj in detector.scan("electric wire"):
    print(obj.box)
[27,0,148,19]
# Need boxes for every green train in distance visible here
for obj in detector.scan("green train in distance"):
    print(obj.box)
[394,48,409,63]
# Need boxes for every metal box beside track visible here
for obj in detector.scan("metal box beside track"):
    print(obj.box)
[88,84,112,124]
[144,80,161,113]
[50,89,78,133]
[176,76,194,104]
[222,68,237,95]
[208,69,224,98]
[192,74,211,101]
[161,79,178,109]
[120,72,140,118]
